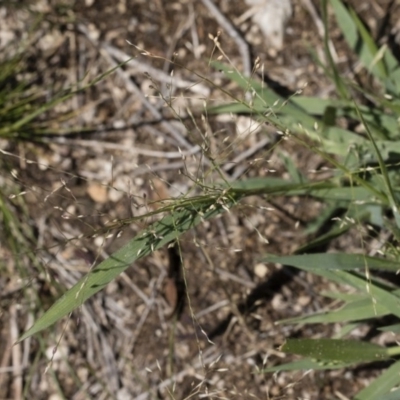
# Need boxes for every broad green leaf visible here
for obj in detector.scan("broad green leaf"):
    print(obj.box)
[282,338,391,364]
[18,201,229,341]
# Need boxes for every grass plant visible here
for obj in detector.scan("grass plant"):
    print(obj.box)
[3,1,400,399]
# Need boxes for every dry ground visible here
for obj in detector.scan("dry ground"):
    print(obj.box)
[1,0,399,399]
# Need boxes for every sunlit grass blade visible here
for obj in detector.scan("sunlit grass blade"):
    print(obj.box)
[348,7,388,80]
[263,253,400,321]
[210,61,320,129]
[329,0,387,82]
[209,62,398,162]
[18,200,231,341]
[263,253,400,272]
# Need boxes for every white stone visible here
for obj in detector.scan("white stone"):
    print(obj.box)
[244,0,293,50]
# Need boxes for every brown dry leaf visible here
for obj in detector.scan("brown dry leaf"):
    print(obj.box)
[164,277,178,311]
[149,178,170,209]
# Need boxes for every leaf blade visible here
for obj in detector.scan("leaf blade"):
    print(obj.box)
[18,202,228,341]
[282,338,390,364]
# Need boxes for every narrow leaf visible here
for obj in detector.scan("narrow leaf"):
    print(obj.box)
[262,358,354,372]
[375,388,400,400]
[379,324,400,334]
[282,338,390,364]
[263,253,400,272]
[278,297,389,325]
[263,255,400,319]
[354,360,400,400]
[19,202,228,341]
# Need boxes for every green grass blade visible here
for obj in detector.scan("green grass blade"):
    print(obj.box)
[263,253,400,272]
[262,358,354,372]
[18,200,229,341]
[330,0,387,81]
[263,254,400,319]
[332,271,400,320]
[348,7,388,80]
[336,322,361,338]
[1,57,133,138]
[210,94,399,157]
[375,388,400,400]
[381,47,400,95]
[304,187,377,202]
[379,324,400,334]
[354,360,400,400]
[228,177,339,197]
[279,150,305,183]
[210,61,320,129]
[321,291,369,302]
[282,338,391,364]
[229,177,384,204]
[322,0,349,98]
[355,105,400,228]
[277,297,389,325]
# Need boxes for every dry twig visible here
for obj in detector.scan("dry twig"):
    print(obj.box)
[201,0,251,77]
